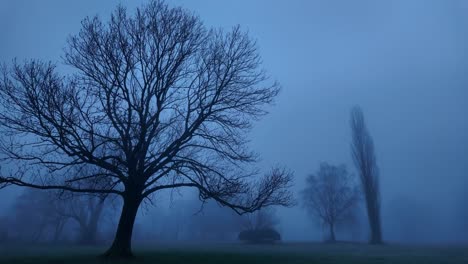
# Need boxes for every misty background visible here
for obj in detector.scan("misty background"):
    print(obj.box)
[0,0,467,244]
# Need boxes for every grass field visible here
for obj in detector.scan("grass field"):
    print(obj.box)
[0,242,467,264]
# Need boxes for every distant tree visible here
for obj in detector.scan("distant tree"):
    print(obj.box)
[7,187,110,244]
[238,208,281,243]
[350,106,383,244]
[58,194,109,244]
[301,163,359,242]
[10,189,70,242]
[55,166,113,245]
[154,199,198,241]
[0,0,294,258]
[188,200,243,241]
[241,208,279,231]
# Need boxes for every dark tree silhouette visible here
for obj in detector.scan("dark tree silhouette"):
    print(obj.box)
[0,1,294,258]
[350,106,382,244]
[301,163,359,242]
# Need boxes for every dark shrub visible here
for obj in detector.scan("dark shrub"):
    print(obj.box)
[238,228,281,243]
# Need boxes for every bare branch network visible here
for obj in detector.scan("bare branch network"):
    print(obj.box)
[0,1,294,214]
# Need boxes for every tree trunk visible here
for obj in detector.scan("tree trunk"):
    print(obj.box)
[329,223,336,242]
[369,207,382,244]
[364,195,383,244]
[102,195,141,258]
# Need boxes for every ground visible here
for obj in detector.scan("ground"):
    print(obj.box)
[0,242,467,263]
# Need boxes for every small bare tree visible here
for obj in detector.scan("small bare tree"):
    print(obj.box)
[350,106,382,244]
[0,0,294,258]
[301,163,359,242]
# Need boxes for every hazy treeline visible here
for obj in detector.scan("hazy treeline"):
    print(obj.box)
[0,189,282,245]
[2,100,465,246]
[0,188,117,245]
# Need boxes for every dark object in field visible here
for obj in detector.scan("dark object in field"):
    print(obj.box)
[238,228,281,243]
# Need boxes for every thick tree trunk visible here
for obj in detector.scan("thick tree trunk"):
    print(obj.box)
[102,195,141,258]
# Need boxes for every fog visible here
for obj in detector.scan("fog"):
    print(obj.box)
[0,0,467,248]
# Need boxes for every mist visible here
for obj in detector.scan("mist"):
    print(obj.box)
[0,0,467,262]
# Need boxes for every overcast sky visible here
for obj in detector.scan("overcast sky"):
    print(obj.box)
[1,0,467,241]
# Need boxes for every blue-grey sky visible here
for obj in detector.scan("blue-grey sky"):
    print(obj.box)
[1,0,467,242]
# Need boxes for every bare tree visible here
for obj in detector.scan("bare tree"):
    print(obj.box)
[0,0,294,258]
[238,207,281,243]
[9,189,71,243]
[301,162,359,242]
[54,166,114,245]
[350,106,382,244]
[57,194,109,244]
[7,186,109,244]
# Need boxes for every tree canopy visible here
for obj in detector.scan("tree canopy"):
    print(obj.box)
[0,0,294,258]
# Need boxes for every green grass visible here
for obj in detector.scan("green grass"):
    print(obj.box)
[0,242,467,264]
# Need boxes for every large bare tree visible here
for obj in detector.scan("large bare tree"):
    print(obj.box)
[301,162,359,242]
[350,106,382,244]
[0,1,294,258]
